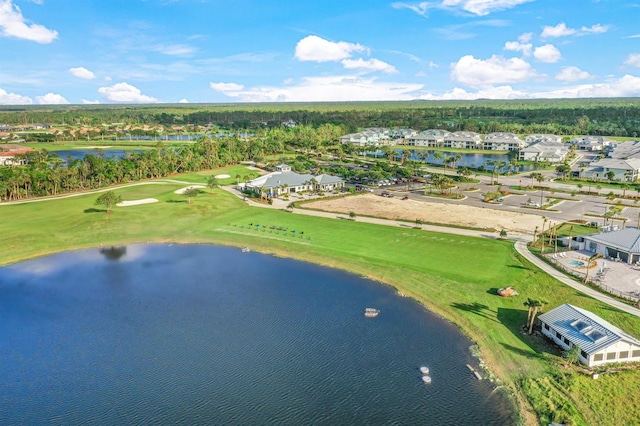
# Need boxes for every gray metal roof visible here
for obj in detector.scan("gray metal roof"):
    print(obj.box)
[249,170,343,190]
[538,304,640,355]
[584,227,640,254]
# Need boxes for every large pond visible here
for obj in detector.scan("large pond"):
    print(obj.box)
[0,244,515,425]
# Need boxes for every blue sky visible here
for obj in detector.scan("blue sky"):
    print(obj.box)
[1,0,639,104]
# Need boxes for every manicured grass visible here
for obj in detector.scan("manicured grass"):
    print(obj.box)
[2,171,640,425]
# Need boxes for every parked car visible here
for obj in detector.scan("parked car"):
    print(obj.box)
[525,201,540,207]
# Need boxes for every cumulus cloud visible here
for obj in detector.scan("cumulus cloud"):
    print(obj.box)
[209,75,423,102]
[0,87,32,104]
[624,53,640,68]
[541,22,609,39]
[533,44,561,63]
[504,40,532,56]
[294,35,366,62]
[178,98,189,103]
[0,0,58,43]
[451,55,538,86]
[341,58,397,73]
[69,67,96,80]
[535,75,640,98]
[82,99,100,104]
[391,0,533,17]
[98,82,158,103]
[36,93,69,104]
[555,66,592,82]
[210,82,245,92]
[420,85,529,100]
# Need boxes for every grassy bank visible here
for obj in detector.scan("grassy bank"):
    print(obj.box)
[2,168,640,425]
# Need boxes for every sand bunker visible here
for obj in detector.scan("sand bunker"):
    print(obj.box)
[117,198,159,207]
[305,194,542,234]
[215,174,231,179]
[174,185,206,194]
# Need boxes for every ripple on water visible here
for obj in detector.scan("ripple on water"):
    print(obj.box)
[0,244,515,425]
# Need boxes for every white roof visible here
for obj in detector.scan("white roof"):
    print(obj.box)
[538,304,640,355]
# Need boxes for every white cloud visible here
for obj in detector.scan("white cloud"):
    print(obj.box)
[541,22,609,39]
[415,71,427,77]
[535,75,640,98]
[97,82,158,103]
[624,53,640,68]
[451,55,538,86]
[504,40,532,56]
[341,58,397,73]
[392,0,533,17]
[420,85,528,100]
[518,32,533,43]
[178,98,189,103]
[69,67,96,80]
[428,61,439,68]
[0,0,58,43]
[82,99,100,104]
[151,43,196,56]
[294,35,366,62]
[210,75,423,102]
[533,44,561,63]
[210,82,245,92]
[0,87,32,104]
[36,93,69,104]
[555,66,592,82]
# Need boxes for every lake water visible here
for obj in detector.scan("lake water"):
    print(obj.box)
[0,244,515,425]
[54,149,143,163]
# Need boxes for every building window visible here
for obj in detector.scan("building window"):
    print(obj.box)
[581,350,588,359]
[544,324,549,331]
[594,354,604,361]
[556,331,562,339]
[619,351,629,359]
[633,350,640,358]
[606,352,616,360]
[563,337,570,345]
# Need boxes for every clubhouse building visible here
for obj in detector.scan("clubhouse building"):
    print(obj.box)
[238,164,345,197]
[581,227,640,265]
[538,304,640,367]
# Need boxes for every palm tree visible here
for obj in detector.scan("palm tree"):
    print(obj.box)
[207,176,219,189]
[524,298,547,334]
[583,253,602,283]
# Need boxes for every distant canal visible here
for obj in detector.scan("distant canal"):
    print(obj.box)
[0,244,516,425]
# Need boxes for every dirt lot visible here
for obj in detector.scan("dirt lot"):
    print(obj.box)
[305,194,543,234]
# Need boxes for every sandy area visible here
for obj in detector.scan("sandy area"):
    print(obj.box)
[174,185,206,194]
[117,198,159,207]
[215,174,231,179]
[305,194,542,234]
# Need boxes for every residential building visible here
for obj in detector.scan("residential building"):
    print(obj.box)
[238,164,344,197]
[340,128,390,147]
[524,134,563,145]
[444,131,482,149]
[582,227,640,264]
[518,139,569,163]
[582,158,640,181]
[570,136,614,151]
[538,303,640,367]
[483,132,526,151]
[0,146,33,165]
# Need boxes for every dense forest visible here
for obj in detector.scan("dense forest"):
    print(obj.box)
[2,98,640,136]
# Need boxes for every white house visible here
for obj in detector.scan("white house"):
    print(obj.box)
[524,134,563,145]
[340,128,390,147]
[538,303,640,367]
[582,227,640,264]
[239,164,344,197]
[444,131,482,149]
[570,136,614,151]
[518,140,569,163]
[582,158,640,181]
[483,132,526,151]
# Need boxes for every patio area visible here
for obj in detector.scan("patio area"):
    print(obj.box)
[547,250,640,301]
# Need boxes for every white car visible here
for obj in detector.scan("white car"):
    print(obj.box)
[526,201,540,208]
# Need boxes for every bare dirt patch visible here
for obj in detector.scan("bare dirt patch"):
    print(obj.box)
[117,198,159,207]
[305,194,542,234]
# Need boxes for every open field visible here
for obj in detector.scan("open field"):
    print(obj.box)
[304,193,542,234]
[2,170,640,425]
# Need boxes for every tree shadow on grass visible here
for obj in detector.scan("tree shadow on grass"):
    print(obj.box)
[84,208,106,213]
[497,307,554,356]
[450,302,500,323]
[166,199,187,203]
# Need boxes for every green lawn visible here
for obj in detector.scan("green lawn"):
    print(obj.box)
[2,168,640,425]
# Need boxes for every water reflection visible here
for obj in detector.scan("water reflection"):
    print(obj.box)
[99,246,127,261]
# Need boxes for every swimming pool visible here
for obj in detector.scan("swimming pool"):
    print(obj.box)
[569,260,586,267]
